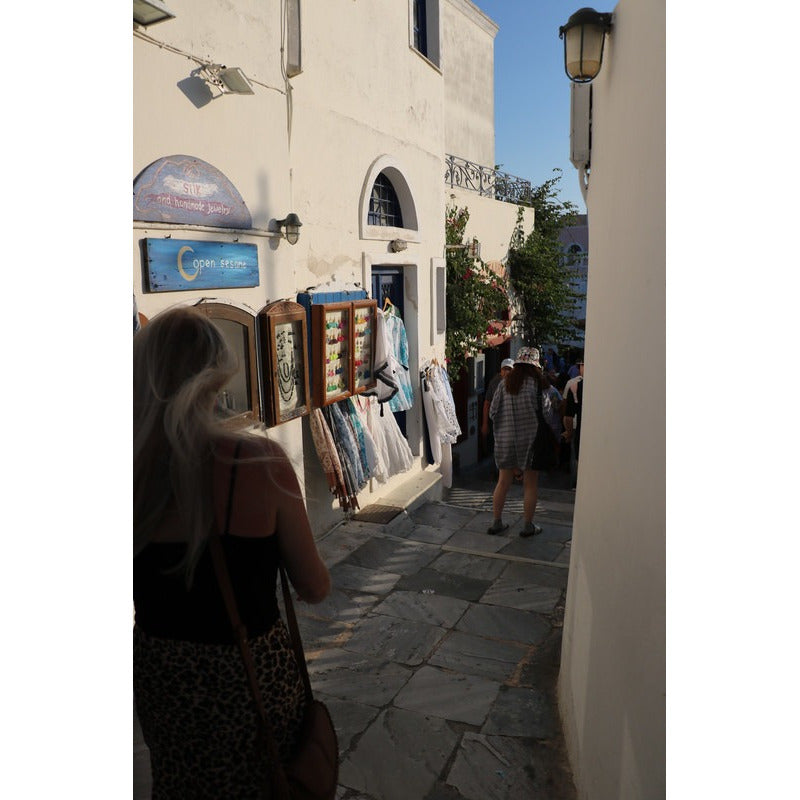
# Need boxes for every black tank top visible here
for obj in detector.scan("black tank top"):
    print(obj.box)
[133,534,280,645]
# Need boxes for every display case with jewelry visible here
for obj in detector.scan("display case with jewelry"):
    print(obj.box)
[311,301,354,407]
[257,300,311,426]
[351,298,377,395]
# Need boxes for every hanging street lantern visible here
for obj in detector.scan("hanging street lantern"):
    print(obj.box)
[559,8,613,83]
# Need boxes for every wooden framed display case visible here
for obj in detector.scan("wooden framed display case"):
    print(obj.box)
[351,298,378,395]
[311,301,354,407]
[195,301,261,421]
[257,300,311,426]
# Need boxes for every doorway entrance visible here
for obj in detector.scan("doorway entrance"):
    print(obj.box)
[371,266,406,436]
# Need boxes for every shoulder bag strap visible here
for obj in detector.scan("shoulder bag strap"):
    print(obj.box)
[278,564,314,703]
[208,440,291,799]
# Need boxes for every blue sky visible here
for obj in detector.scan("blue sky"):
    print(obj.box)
[474,0,586,213]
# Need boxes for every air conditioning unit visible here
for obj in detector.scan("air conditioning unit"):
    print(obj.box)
[570,82,592,170]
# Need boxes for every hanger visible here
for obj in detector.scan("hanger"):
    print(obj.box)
[382,295,394,313]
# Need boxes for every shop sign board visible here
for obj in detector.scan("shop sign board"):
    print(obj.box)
[133,154,252,229]
[144,239,259,292]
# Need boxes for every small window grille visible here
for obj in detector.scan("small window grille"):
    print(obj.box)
[368,172,404,227]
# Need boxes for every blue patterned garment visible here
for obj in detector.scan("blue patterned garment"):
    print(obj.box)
[328,402,366,490]
[384,312,414,412]
[345,399,370,480]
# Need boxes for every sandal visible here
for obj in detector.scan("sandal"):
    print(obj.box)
[487,522,509,535]
[519,523,542,538]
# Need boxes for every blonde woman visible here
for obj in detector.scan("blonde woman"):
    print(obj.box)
[133,306,330,798]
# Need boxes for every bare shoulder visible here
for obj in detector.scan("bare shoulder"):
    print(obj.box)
[214,432,287,462]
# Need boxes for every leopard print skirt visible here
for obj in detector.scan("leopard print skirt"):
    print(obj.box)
[134,620,306,799]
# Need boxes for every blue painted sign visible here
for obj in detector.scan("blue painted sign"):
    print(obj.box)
[133,155,253,229]
[145,239,259,292]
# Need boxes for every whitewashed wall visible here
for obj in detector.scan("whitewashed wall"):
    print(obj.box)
[447,188,534,264]
[442,0,498,167]
[557,1,666,798]
[134,1,503,534]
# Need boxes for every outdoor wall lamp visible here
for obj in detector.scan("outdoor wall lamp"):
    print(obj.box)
[276,213,303,245]
[133,0,176,26]
[198,64,255,96]
[389,239,407,252]
[444,238,481,260]
[559,8,613,83]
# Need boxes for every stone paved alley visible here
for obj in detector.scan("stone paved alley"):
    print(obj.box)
[134,462,578,799]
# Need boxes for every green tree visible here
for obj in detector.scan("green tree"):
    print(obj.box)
[445,205,508,379]
[507,170,582,349]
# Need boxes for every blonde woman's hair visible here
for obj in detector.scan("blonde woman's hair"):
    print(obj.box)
[133,305,238,583]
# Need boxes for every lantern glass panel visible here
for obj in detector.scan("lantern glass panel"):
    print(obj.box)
[565,25,604,80]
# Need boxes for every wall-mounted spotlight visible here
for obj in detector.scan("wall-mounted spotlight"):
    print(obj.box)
[276,213,303,245]
[559,8,613,83]
[133,0,176,26]
[199,64,255,96]
[389,239,407,252]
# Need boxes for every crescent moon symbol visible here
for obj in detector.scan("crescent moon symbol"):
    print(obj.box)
[177,246,199,281]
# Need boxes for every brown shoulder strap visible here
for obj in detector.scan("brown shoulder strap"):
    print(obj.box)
[208,440,291,799]
[278,564,313,702]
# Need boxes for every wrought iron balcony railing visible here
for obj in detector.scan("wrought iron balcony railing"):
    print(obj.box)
[444,154,533,206]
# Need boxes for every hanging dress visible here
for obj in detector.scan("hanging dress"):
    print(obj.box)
[309,408,349,510]
[349,397,386,483]
[365,309,400,405]
[364,394,414,476]
[384,310,414,412]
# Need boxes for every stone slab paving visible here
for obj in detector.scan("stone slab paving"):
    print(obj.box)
[135,481,576,800]
[482,686,558,739]
[446,732,575,800]
[480,580,563,614]
[499,536,566,563]
[305,647,413,706]
[395,567,492,602]
[555,543,571,565]
[316,526,374,567]
[393,665,501,725]
[343,613,448,666]
[430,550,508,582]
[372,589,471,628]
[455,603,551,647]
[296,614,352,650]
[443,528,509,553]
[400,523,458,545]
[500,561,570,590]
[328,562,403,595]
[300,586,382,624]
[343,537,440,575]
[408,502,478,530]
[428,631,528,682]
[316,693,380,756]
[339,707,460,800]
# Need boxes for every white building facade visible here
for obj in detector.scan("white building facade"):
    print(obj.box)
[133,0,528,534]
[557,0,665,797]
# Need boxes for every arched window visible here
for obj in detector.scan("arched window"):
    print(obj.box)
[368,172,404,228]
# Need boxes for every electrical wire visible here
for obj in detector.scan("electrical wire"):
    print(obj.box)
[133,28,286,96]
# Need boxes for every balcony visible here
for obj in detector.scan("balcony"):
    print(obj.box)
[444,154,533,206]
